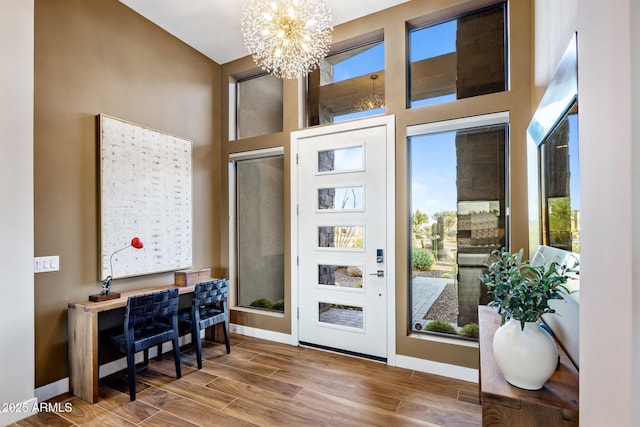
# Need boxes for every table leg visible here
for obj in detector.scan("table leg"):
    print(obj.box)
[68,305,99,403]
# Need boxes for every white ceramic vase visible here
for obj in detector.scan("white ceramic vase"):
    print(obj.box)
[492,318,559,390]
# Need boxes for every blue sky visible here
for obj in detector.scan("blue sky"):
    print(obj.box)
[326,17,580,221]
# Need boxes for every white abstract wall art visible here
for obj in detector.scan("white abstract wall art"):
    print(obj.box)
[99,114,193,280]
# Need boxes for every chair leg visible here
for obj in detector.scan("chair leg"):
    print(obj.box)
[193,326,203,370]
[143,349,149,366]
[172,336,182,378]
[127,351,137,401]
[156,344,162,361]
[223,321,231,354]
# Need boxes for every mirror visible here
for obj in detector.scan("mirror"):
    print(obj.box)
[528,33,579,265]
[527,33,579,367]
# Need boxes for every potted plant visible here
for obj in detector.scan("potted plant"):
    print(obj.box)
[480,247,577,390]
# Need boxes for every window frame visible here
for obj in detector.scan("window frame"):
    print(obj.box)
[406,111,510,339]
[228,147,286,316]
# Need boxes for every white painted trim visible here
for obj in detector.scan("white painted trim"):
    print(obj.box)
[230,323,296,346]
[383,115,397,366]
[228,163,237,308]
[406,111,510,137]
[227,147,286,312]
[228,77,237,141]
[35,378,68,403]
[0,397,38,425]
[395,354,479,384]
[228,146,284,161]
[98,334,193,379]
[35,334,195,403]
[290,114,397,364]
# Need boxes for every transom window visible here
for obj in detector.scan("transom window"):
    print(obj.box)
[307,40,385,125]
[408,2,507,108]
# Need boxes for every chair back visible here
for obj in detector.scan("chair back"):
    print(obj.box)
[193,279,228,308]
[125,288,180,329]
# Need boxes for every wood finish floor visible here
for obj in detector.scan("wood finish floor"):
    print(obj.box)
[13,334,481,427]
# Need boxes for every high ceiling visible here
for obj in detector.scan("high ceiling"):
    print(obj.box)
[118,0,410,65]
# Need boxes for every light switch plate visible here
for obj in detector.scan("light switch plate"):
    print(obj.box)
[34,256,59,273]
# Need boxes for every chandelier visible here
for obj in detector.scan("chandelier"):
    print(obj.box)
[241,0,333,79]
[353,74,385,112]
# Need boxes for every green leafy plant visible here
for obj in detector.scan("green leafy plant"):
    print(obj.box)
[271,299,285,311]
[459,323,479,339]
[249,298,273,309]
[424,320,458,335]
[481,247,577,330]
[412,248,435,271]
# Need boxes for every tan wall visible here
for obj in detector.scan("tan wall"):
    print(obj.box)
[34,0,221,387]
[221,0,532,369]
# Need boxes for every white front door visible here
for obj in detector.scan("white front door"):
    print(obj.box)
[292,116,394,361]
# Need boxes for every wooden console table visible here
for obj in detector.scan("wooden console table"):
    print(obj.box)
[478,305,579,426]
[68,285,197,403]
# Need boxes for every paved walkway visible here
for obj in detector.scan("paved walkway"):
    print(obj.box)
[411,277,451,329]
[319,307,363,329]
[318,277,451,329]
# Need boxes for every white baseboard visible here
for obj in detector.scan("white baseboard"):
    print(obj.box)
[0,397,38,426]
[35,334,194,404]
[230,323,295,346]
[99,333,194,378]
[395,354,479,383]
[34,329,476,410]
[35,377,68,403]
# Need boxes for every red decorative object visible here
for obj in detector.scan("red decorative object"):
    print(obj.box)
[90,237,144,302]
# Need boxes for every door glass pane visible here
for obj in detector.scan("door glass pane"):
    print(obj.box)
[409,123,507,339]
[318,226,364,249]
[408,2,506,108]
[237,155,285,312]
[317,146,363,173]
[318,186,364,211]
[318,265,364,288]
[319,302,364,329]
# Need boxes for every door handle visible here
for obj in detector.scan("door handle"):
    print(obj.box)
[368,270,384,277]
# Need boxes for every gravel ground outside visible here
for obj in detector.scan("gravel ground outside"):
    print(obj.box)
[413,259,459,325]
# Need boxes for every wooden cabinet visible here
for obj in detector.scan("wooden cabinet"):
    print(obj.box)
[478,306,579,426]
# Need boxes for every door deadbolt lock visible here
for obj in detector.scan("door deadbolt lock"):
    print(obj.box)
[369,270,384,277]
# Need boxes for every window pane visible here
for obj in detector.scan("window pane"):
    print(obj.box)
[409,2,506,108]
[237,156,285,312]
[409,123,507,338]
[237,74,283,139]
[318,186,364,211]
[319,302,364,329]
[307,41,385,126]
[318,226,364,249]
[317,146,364,173]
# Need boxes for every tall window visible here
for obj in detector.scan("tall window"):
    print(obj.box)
[233,152,285,312]
[307,40,384,125]
[408,115,508,338]
[408,2,507,108]
[236,73,283,139]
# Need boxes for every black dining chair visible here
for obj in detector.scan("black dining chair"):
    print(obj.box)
[179,279,230,369]
[108,288,182,401]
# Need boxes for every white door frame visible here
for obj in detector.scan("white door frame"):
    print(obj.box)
[290,115,396,365]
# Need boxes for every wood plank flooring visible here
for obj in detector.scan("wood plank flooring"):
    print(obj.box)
[13,334,481,426]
